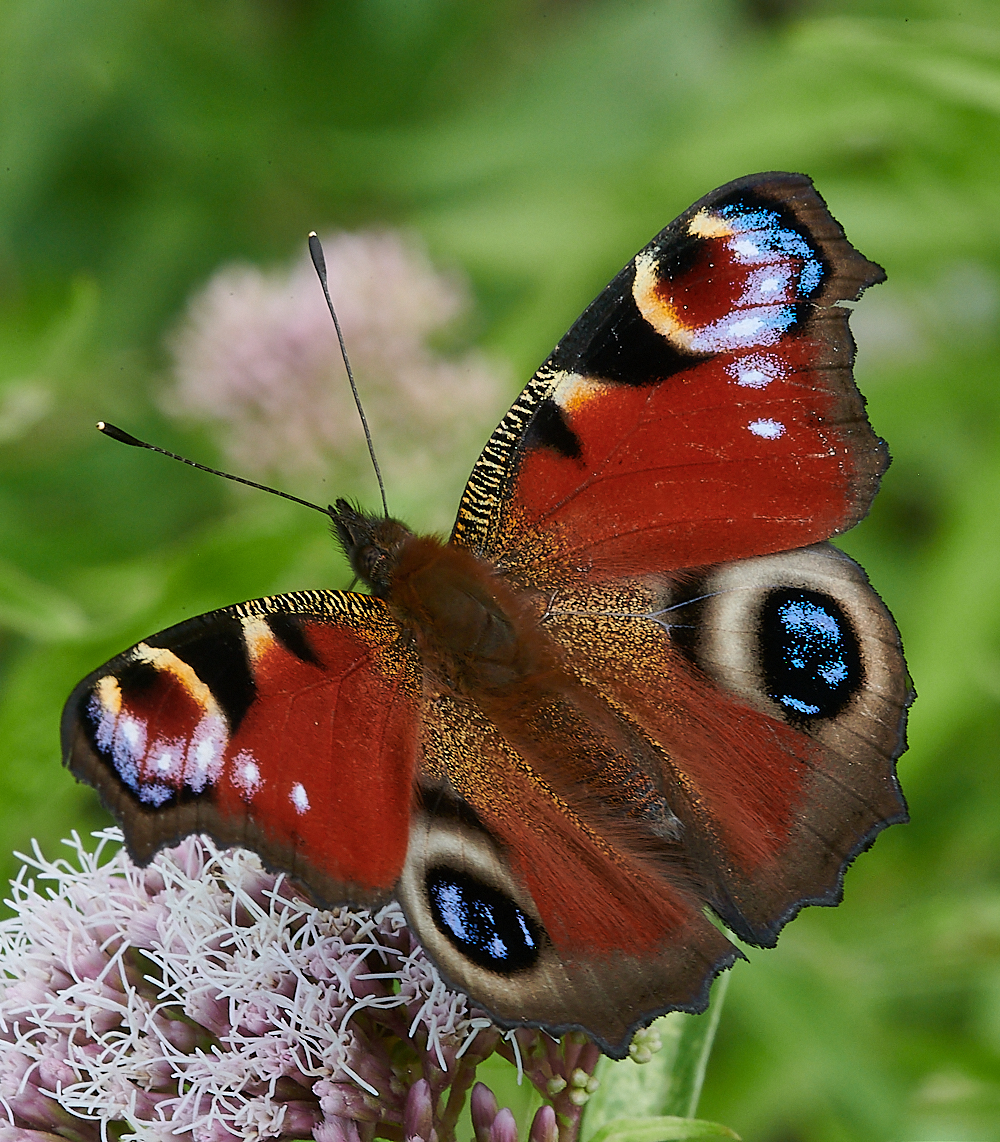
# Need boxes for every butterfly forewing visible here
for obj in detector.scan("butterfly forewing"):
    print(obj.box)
[451,172,887,584]
[62,590,421,905]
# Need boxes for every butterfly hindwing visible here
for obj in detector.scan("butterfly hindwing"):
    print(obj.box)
[62,590,421,904]
[398,551,906,1055]
[451,172,887,583]
[402,690,738,1054]
[538,543,909,948]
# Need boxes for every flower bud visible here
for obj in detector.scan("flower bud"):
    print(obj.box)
[404,1078,435,1142]
[471,1081,499,1142]
[529,1104,558,1142]
[489,1107,519,1142]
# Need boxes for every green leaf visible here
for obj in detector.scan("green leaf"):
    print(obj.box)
[585,1115,740,1142]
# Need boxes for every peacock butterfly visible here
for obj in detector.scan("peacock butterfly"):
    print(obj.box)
[62,172,911,1058]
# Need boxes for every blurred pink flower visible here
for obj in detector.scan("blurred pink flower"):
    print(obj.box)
[0,832,604,1142]
[165,232,510,527]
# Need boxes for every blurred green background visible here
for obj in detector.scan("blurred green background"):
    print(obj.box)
[1,0,998,1138]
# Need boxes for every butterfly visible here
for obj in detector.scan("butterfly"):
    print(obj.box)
[62,172,911,1058]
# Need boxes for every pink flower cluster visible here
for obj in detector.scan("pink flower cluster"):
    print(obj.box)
[0,832,601,1142]
[165,231,510,528]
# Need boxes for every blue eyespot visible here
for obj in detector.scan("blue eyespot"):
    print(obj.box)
[426,869,541,973]
[760,590,862,720]
[718,203,824,299]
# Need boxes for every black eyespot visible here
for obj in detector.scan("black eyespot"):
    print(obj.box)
[760,589,863,720]
[425,868,541,973]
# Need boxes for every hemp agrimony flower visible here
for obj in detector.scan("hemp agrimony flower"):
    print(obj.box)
[164,231,509,528]
[0,831,604,1142]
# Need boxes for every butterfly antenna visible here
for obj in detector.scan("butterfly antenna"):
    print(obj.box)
[95,422,332,516]
[308,231,390,519]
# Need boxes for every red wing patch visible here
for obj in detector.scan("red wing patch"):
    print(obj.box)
[451,172,886,584]
[62,590,420,904]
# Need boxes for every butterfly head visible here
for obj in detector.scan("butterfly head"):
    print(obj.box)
[330,499,415,598]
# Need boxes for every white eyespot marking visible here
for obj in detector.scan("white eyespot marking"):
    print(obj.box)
[232,750,262,800]
[119,715,145,753]
[690,307,795,353]
[112,713,148,790]
[732,237,763,260]
[151,743,183,778]
[291,782,310,814]
[736,367,769,388]
[242,616,276,666]
[117,643,229,796]
[187,717,227,793]
[727,353,787,389]
[724,315,768,340]
[749,418,786,439]
[740,266,794,305]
